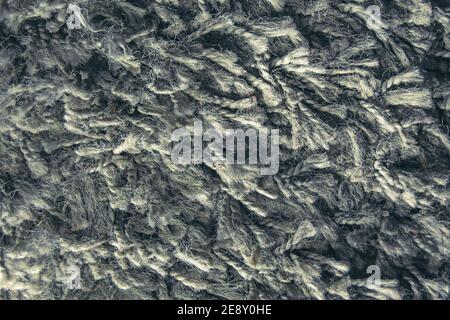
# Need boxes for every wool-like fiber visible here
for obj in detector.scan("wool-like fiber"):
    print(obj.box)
[0,0,449,299]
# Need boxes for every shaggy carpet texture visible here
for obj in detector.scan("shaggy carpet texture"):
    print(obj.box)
[0,0,449,299]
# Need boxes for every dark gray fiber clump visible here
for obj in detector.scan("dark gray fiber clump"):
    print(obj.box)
[0,0,449,299]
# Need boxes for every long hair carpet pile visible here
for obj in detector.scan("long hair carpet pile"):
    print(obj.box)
[0,0,449,299]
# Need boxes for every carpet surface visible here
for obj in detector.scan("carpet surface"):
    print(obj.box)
[0,0,449,299]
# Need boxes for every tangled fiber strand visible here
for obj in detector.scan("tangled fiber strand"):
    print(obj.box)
[0,0,449,299]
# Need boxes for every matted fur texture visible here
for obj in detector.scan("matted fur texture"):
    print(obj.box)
[0,0,449,299]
